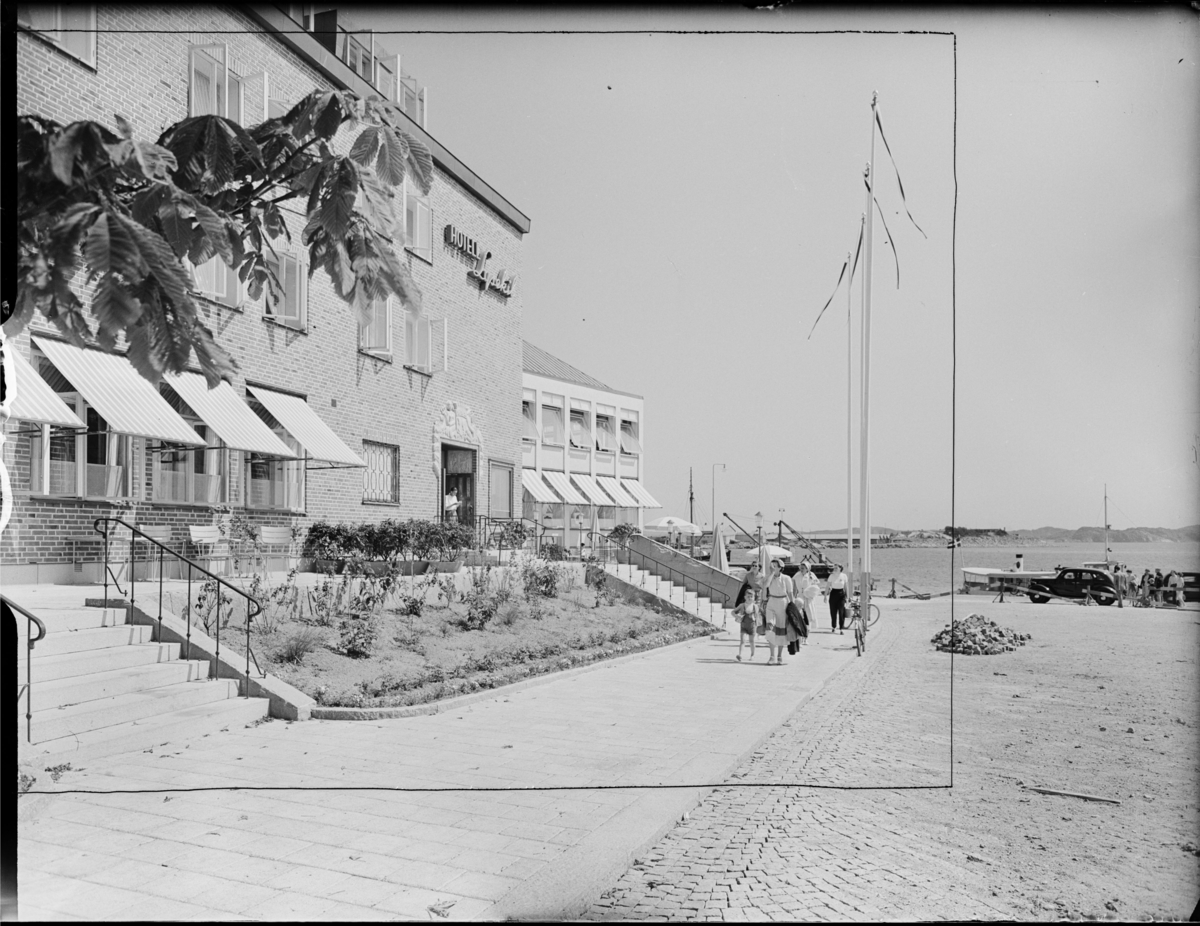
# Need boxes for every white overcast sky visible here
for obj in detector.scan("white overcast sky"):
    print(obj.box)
[348,5,1199,532]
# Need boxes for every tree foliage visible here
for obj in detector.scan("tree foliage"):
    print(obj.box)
[10,91,434,385]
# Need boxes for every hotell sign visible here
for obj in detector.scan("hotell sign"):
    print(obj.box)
[443,224,516,297]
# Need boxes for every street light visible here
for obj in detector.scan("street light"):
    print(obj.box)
[754,511,764,572]
[712,463,725,541]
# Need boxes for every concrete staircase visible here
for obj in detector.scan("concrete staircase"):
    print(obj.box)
[601,562,738,630]
[15,601,268,761]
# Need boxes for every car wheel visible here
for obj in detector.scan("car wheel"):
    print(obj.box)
[1028,594,1049,604]
[1096,593,1115,606]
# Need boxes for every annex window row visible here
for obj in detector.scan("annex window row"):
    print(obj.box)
[17,4,96,68]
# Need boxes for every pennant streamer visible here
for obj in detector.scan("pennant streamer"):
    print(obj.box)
[863,178,901,289]
[875,109,927,239]
[807,221,865,340]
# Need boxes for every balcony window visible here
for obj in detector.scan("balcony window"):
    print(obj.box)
[540,406,564,446]
[189,44,243,123]
[594,415,617,453]
[18,4,96,67]
[363,440,400,504]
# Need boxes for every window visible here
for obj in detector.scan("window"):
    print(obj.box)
[521,401,539,442]
[620,420,643,455]
[268,96,290,120]
[29,393,137,500]
[189,44,243,123]
[569,410,592,450]
[188,256,242,307]
[262,251,306,329]
[155,386,226,504]
[594,415,617,453]
[359,296,392,356]
[404,178,433,261]
[363,441,400,503]
[489,462,513,519]
[404,308,431,372]
[540,406,564,446]
[247,433,304,511]
[18,4,96,67]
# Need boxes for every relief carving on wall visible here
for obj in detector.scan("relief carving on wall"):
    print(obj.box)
[432,401,484,475]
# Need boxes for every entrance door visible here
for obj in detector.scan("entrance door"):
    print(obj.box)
[442,446,475,525]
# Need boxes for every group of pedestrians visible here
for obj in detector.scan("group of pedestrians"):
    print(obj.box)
[1132,567,1187,606]
[730,560,850,665]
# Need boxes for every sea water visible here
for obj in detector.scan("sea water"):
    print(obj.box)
[857,541,1200,595]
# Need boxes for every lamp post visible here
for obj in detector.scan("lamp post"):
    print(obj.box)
[778,508,785,546]
[712,463,725,544]
[755,511,764,577]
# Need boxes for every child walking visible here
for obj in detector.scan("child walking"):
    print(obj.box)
[734,588,760,662]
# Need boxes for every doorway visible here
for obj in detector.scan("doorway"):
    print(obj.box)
[441,445,475,525]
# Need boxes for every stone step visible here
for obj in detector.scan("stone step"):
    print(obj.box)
[16,608,128,638]
[29,677,242,744]
[17,642,183,684]
[20,659,211,713]
[19,695,269,763]
[17,624,155,659]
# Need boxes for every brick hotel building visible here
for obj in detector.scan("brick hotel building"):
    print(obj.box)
[5,4,657,583]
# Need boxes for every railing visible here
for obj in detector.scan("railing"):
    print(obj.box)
[93,517,266,692]
[473,515,549,558]
[598,531,738,624]
[7,595,47,743]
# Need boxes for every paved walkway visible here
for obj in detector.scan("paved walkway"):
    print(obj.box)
[15,586,860,922]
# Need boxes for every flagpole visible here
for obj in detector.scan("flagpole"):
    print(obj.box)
[846,245,855,581]
[859,91,878,619]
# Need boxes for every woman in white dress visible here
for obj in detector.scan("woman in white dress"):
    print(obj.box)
[762,559,798,666]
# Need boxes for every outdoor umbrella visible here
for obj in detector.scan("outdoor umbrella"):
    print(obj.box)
[711,523,729,574]
[644,516,702,536]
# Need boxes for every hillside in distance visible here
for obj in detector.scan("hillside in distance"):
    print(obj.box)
[1013,525,1200,543]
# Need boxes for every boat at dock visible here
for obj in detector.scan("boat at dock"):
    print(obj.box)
[960,567,1057,595]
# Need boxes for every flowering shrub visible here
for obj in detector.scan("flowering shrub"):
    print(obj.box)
[338,612,380,658]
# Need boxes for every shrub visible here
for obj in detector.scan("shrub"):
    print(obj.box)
[542,543,567,562]
[609,522,640,544]
[278,628,323,664]
[496,600,521,627]
[497,520,529,550]
[396,594,423,618]
[521,558,564,599]
[338,612,380,658]
[463,591,500,631]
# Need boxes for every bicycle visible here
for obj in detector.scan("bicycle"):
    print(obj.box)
[846,594,881,657]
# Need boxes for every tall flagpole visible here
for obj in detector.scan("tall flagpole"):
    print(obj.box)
[859,91,878,618]
[846,242,855,581]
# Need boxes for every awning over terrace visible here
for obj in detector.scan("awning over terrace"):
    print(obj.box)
[597,475,637,508]
[32,337,203,445]
[622,480,663,509]
[570,473,614,506]
[521,468,558,504]
[245,385,364,466]
[163,372,297,458]
[4,346,86,428]
[542,470,588,505]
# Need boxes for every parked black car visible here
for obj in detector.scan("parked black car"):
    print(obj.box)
[1026,567,1119,605]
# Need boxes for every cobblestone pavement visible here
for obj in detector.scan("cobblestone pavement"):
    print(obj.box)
[585,599,1200,921]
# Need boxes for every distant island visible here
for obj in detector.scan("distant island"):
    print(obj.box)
[802,525,1200,547]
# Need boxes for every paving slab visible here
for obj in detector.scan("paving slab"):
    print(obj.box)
[17,582,858,920]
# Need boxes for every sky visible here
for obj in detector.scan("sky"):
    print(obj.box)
[348,5,1200,533]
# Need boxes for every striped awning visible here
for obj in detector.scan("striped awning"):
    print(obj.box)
[597,475,638,508]
[542,470,588,505]
[245,385,364,466]
[4,346,85,429]
[32,337,204,445]
[622,480,663,509]
[570,473,614,506]
[163,372,297,459]
[522,469,558,504]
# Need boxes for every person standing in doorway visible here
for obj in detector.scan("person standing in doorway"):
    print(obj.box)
[444,487,460,523]
[828,563,849,633]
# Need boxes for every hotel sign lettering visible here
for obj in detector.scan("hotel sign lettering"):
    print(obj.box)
[443,224,516,297]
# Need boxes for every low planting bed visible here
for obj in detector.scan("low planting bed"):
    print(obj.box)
[174,559,710,711]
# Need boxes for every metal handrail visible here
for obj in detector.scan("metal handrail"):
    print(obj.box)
[6,595,47,743]
[474,515,548,557]
[93,517,266,692]
[600,531,736,623]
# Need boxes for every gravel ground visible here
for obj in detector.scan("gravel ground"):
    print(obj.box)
[585,598,1200,921]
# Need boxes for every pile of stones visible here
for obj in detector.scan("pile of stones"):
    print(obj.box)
[931,613,1031,655]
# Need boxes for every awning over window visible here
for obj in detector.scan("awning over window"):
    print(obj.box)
[597,475,638,508]
[622,480,663,509]
[542,470,588,505]
[164,372,297,458]
[5,346,85,429]
[522,468,558,504]
[32,337,204,445]
[245,385,364,466]
[570,473,614,506]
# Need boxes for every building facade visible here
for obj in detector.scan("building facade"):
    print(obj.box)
[520,342,661,555]
[5,4,530,582]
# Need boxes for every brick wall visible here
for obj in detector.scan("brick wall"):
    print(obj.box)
[10,5,525,568]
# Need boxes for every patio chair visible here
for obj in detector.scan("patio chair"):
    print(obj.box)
[258,525,296,576]
[188,524,229,576]
[136,525,175,581]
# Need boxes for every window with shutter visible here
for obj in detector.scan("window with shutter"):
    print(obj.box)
[359,297,392,356]
[404,179,433,262]
[263,251,306,329]
[403,308,431,372]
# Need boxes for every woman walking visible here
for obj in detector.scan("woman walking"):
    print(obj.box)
[828,563,848,634]
[763,559,798,665]
[798,564,819,644]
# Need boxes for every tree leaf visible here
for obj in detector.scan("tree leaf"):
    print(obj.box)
[348,126,380,166]
[114,113,134,139]
[193,202,234,265]
[93,273,144,348]
[84,211,147,280]
[374,125,409,187]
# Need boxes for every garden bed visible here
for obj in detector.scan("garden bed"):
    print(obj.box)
[176,560,710,711]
